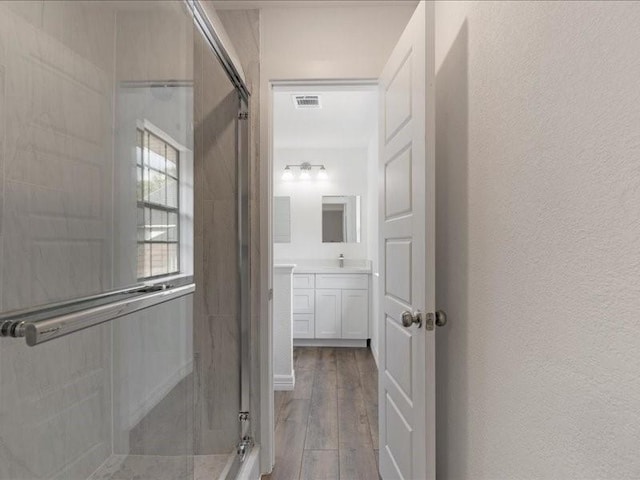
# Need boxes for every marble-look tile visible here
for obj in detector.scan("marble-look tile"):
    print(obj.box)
[0,4,117,480]
[0,64,4,242]
[115,8,193,83]
[193,17,261,454]
[0,325,111,480]
[87,455,193,480]
[217,10,263,449]
[86,455,128,480]
[193,454,233,480]
[88,454,232,480]
[127,373,194,456]
[194,314,240,454]
[2,1,44,29]
[41,1,116,75]
[111,298,193,455]
[0,2,113,311]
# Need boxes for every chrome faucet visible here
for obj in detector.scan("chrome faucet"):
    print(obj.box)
[339,254,344,268]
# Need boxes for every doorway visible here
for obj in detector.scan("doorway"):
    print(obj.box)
[268,82,381,478]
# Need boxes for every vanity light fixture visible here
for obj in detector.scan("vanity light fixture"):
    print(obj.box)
[317,166,328,180]
[282,166,294,181]
[281,162,328,181]
[299,169,311,180]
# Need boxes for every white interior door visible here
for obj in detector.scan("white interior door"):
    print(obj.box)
[378,1,436,479]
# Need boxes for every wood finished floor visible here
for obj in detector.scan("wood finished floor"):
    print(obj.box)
[263,347,379,480]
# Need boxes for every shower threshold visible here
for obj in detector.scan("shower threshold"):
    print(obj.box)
[87,453,235,480]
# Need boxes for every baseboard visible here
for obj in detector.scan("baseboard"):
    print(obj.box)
[293,338,367,348]
[273,372,295,391]
[371,341,379,368]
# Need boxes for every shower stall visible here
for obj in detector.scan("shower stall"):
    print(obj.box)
[0,1,255,479]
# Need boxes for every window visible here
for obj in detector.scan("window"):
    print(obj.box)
[136,128,180,279]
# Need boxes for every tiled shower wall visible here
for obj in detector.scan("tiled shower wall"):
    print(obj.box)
[216,9,263,451]
[0,2,261,478]
[192,7,261,455]
[0,2,115,478]
[0,2,195,479]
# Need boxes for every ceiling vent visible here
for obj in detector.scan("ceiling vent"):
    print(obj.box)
[293,95,321,109]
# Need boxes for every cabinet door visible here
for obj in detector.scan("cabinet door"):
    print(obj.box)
[341,289,369,339]
[293,313,315,339]
[315,289,341,338]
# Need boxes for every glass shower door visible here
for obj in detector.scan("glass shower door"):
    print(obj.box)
[0,1,251,479]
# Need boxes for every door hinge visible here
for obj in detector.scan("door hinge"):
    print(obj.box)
[238,411,250,422]
[238,111,249,120]
[268,288,273,301]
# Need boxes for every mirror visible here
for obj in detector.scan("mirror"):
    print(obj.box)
[322,196,361,243]
[274,196,291,243]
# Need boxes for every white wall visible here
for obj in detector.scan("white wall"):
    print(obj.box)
[274,147,369,261]
[435,1,640,478]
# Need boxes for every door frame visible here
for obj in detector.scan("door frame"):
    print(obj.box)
[260,78,379,474]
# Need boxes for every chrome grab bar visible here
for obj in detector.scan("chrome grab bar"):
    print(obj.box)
[0,280,195,346]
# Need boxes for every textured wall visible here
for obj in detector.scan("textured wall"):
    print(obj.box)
[435,1,640,478]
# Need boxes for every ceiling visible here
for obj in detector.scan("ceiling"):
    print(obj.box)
[273,88,378,149]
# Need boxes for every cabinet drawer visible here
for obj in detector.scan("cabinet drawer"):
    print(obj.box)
[293,313,315,339]
[293,274,315,289]
[292,289,315,314]
[316,274,368,290]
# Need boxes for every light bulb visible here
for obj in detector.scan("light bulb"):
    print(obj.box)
[282,167,294,181]
[317,166,328,180]
[299,170,311,180]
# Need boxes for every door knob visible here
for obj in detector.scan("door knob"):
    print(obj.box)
[401,311,422,328]
[435,310,447,327]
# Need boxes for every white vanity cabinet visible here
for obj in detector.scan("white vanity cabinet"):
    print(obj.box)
[293,272,369,344]
[315,289,342,338]
[341,289,369,339]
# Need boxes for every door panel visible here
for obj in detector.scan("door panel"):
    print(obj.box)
[384,143,413,219]
[341,289,368,339]
[315,289,341,338]
[385,238,412,304]
[378,2,436,479]
[385,317,413,399]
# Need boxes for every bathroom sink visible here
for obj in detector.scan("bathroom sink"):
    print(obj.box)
[275,259,372,274]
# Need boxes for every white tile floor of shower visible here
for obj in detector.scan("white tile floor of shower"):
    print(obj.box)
[87,453,234,480]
